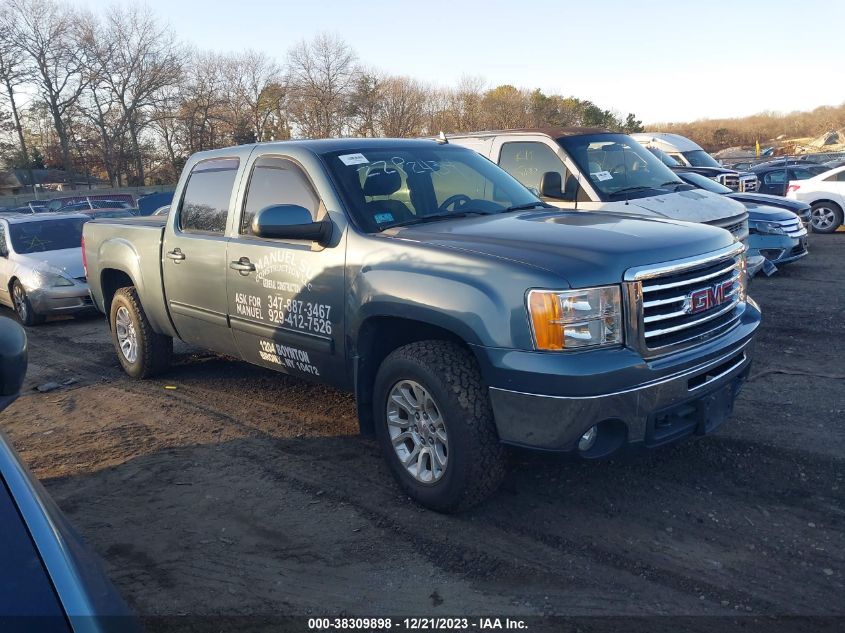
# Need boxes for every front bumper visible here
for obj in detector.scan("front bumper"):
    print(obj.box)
[27,283,96,316]
[749,231,809,266]
[476,300,760,452]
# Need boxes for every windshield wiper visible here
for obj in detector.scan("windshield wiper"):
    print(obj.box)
[607,185,654,198]
[660,180,694,192]
[501,202,550,212]
[383,210,495,230]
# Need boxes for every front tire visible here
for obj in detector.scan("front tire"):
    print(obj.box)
[810,201,843,234]
[109,287,172,378]
[11,280,43,326]
[373,341,507,513]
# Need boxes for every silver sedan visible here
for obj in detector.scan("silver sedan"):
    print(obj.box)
[0,213,94,325]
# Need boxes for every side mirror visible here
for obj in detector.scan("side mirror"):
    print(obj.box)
[540,171,569,200]
[0,317,27,413]
[252,205,332,245]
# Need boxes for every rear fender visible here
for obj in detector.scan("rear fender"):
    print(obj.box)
[96,239,175,337]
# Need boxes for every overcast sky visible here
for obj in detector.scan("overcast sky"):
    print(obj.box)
[75,0,845,123]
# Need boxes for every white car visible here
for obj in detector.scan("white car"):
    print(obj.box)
[0,213,93,325]
[786,165,845,233]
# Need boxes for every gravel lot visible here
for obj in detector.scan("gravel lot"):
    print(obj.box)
[1,234,842,625]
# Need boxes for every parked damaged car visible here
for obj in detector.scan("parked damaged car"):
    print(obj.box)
[676,171,809,271]
[0,213,94,325]
[83,138,761,512]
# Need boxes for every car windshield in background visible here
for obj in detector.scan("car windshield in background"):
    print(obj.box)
[9,219,86,254]
[649,146,682,167]
[682,149,722,168]
[323,145,543,232]
[680,171,732,194]
[558,133,684,201]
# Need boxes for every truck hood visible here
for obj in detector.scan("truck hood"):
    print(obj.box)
[388,210,735,288]
[625,189,747,223]
[15,248,84,279]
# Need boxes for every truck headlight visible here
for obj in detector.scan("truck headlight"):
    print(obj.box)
[527,286,622,351]
[753,221,786,235]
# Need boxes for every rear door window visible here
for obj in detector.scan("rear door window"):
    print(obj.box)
[179,158,240,233]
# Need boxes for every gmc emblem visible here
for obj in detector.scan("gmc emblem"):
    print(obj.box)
[684,279,734,315]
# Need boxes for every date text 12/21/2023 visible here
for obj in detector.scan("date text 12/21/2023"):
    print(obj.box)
[307,617,528,630]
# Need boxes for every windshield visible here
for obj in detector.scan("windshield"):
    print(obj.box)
[557,133,684,201]
[648,146,681,167]
[678,171,732,194]
[9,218,86,254]
[323,145,543,232]
[682,149,722,168]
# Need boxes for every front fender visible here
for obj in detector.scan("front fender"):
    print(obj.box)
[350,268,532,350]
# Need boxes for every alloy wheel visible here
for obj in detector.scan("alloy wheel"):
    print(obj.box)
[386,379,448,484]
[811,205,837,231]
[115,306,138,363]
[12,284,27,322]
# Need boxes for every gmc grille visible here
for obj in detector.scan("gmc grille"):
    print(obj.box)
[625,244,746,357]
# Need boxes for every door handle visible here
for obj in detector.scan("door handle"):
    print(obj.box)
[166,248,185,261]
[229,257,256,273]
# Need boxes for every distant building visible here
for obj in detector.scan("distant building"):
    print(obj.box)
[0,169,108,196]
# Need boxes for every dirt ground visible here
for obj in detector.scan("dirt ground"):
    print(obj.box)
[1,235,843,623]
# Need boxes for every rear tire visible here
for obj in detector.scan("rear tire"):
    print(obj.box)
[810,201,843,234]
[109,287,172,378]
[11,280,44,326]
[373,340,507,513]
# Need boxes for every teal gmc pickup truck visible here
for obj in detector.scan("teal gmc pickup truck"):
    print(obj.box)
[83,138,761,512]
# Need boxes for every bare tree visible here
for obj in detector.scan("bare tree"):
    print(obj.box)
[286,33,357,138]
[0,7,35,191]
[225,50,285,143]
[377,76,426,137]
[451,75,485,132]
[348,70,381,137]
[4,0,87,177]
[78,4,181,184]
[178,50,230,153]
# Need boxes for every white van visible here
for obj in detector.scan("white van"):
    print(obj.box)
[447,128,751,245]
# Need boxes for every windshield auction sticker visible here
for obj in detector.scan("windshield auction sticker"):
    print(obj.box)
[338,153,369,166]
[591,170,614,181]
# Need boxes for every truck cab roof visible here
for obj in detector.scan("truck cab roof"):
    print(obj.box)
[631,132,705,153]
[445,127,611,140]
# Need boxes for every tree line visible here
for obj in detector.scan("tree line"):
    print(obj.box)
[649,103,845,154]
[0,0,643,189]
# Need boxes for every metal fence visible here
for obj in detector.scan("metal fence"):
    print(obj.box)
[0,184,175,209]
